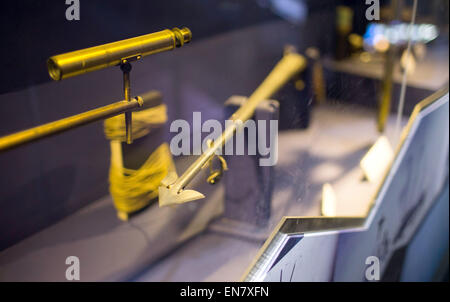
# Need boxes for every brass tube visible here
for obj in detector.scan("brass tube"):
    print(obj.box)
[0,91,161,152]
[377,0,401,133]
[47,27,192,81]
[169,52,307,194]
[377,49,395,133]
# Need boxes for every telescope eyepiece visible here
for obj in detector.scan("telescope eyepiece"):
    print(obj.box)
[172,27,192,47]
[47,58,62,81]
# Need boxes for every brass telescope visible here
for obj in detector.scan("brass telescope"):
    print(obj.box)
[47,27,192,81]
[0,91,161,152]
[46,27,191,144]
[159,52,307,206]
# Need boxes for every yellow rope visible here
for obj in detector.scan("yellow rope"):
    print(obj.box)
[103,104,175,219]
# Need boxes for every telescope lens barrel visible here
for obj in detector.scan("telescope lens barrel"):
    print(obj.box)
[47,27,192,81]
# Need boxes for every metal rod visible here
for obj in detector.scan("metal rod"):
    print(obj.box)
[121,62,133,144]
[377,0,402,133]
[395,0,418,141]
[168,52,307,195]
[377,48,395,133]
[0,97,146,153]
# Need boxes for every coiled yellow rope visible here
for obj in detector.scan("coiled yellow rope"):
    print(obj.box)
[103,104,175,220]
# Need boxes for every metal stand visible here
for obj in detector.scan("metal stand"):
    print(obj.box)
[120,61,133,144]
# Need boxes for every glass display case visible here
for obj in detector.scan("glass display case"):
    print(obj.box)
[0,0,448,282]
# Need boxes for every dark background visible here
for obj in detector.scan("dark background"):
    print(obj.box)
[0,0,283,94]
[0,0,377,95]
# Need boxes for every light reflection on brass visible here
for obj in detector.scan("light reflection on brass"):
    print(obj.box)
[47,27,191,81]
